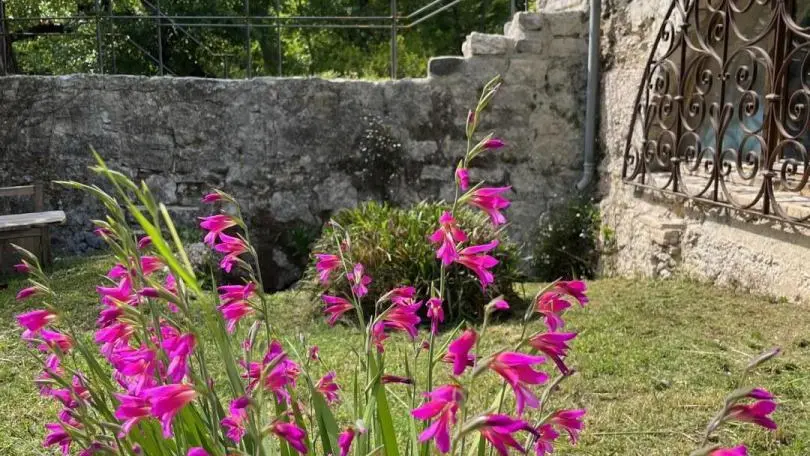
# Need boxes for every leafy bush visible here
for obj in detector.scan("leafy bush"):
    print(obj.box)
[532,195,600,281]
[303,200,522,323]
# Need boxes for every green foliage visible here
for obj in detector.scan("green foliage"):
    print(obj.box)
[304,201,523,323]
[532,195,600,281]
[3,0,525,78]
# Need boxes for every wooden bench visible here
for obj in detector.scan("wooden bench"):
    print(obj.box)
[0,184,66,273]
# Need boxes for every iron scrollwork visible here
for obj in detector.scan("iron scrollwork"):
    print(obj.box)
[622,0,810,225]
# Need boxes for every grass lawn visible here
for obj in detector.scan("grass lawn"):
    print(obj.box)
[1,255,810,455]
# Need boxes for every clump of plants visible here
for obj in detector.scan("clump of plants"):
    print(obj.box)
[11,76,782,456]
[304,200,522,322]
[532,195,600,281]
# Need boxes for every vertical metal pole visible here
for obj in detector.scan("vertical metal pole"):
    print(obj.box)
[276,0,282,76]
[510,0,515,18]
[245,0,252,78]
[390,0,397,79]
[0,0,8,76]
[109,0,117,73]
[156,0,164,75]
[95,0,104,73]
[577,0,601,190]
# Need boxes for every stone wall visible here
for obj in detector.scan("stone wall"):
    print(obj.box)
[0,10,589,289]
[599,0,810,301]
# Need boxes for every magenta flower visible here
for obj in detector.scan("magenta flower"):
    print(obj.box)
[429,212,467,266]
[528,332,577,375]
[199,214,237,247]
[95,322,134,355]
[215,233,249,272]
[387,285,417,305]
[114,393,151,437]
[13,262,31,273]
[484,138,506,150]
[411,384,464,453]
[489,352,548,415]
[187,448,209,456]
[139,256,163,275]
[555,280,589,306]
[16,286,41,300]
[447,329,477,375]
[711,447,747,456]
[137,236,152,249]
[316,371,340,404]
[16,309,56,335]
[93,227,112,238]
[456,167,470,191]
[309,345,319,360]
[477,414,528,455]
[748,388,774,400]
[268,421,308,454]
[109,345,160,393]
[43,422,73,455]
[381,301,422,339]
[315,253,341,284]
[467,187,511,225]
[427,298,444,335]
[218,283,257,333]
[727,400,777,430]
[382,374,414,385]
[162,332,196,382]
[536,293,572,331]
[221,396,251,442]
[338,428,355,456]
[489,297,510,312]
[322,295,354,326]
[38,329,74,353]
[202,192,223,203]
[347,263,372,298]
[241,341,300,400]
[548,409,586,443]
[371,322,388,353]
[457,240,500,289]
[143,383,197,438]
[533,424,559,455]
[96,277,135,307]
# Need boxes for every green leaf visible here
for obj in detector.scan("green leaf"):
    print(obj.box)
[311,389,340,455]
[369,357,399,456]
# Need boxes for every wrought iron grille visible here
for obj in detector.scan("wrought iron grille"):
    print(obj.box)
[622,0,810,226]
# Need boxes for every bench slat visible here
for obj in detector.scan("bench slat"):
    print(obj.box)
[0,211,66,231]
[0,185,36,198]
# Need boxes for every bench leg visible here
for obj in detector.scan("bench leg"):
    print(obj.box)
[40,226,52,268]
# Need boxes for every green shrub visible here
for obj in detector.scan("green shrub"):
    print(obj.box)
[303,201,523,323]
[532,195,600,281]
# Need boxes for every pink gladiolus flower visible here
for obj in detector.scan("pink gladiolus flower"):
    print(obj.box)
[447,329,477,375]
[114,393,151,437]
[429,212,467,266]
[109,345,160,393]
[215,233,249,272]
[97,277,135,307]
[338,428,355,456]
[39,329,74,353]
[528,332,577,375]
[457,240,499,289]
[533,424,559,455]
[316,371,340,404]
[16,286,41,300]
[144,383,197,438]
[315,253,341,284]
[241,341,300,400]
[43,422,73,455]
[94,227,112,238]
[17,309,56,334]
[371,322,388,353]
[322,295,354,326]
[162,332,196,382]
[427,298,444,335]
[187,448,209,456]
[139,256,163,275]
[478,414,528,455]
[137,236,152,249]
[381,301,422,339]
[711,446,747,456]
[411,384,464,454]
[555,280,589,306]
[748,388,774,400]
[218,283,257,333]
[727,400,777,430]
[467,187,511,225]
[484,138,506,149]
[548,409,586,443]
[382,375,414,385]
[536,293,572,331]
[202,192,223,203]
[489,352,548,415]
[456,167,470,191]
[106,264,128,279]
[221,396,251,442]
[388,285,417,305]
[490,297,509,311]
[347,263,372,298]
[199,214,237,247]
[95,323,134,355]
[309,345,319,360]
[268,421,308,454]
[13,262,31,273]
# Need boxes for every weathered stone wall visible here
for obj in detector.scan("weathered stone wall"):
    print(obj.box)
[0,10,588,289]
[599,0,810,301]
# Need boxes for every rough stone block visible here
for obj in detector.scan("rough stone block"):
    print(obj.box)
[462,32,514,57]
[536,0,588,13]
[544,10,588,37]
[546,36,587,57]
[515,39,545,54]
[428,56,465,77]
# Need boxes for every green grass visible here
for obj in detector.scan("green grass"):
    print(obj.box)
[2,255,810,455]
